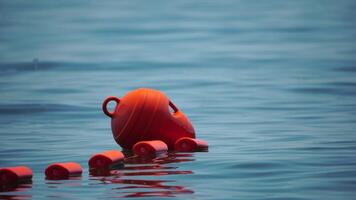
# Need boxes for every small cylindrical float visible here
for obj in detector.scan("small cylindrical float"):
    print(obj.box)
[88,150,124,169]
[174,137,208,152]
[133,140,168,156]
[45,162,82,179]
[0,166,32,185]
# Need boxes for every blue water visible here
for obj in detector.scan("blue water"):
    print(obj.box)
[1,0,356,199]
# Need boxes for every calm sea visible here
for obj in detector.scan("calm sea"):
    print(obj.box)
[1,0,356,199]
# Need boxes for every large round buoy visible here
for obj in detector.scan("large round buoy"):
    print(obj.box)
[102,88,195,150]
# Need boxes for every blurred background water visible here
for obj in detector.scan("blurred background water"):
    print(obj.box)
[1,0,356,199]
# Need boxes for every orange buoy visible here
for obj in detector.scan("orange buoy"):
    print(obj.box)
[0,166,32,185]
[133,140,168,156]
[102,88,196,150]
[174,137,208,152]
[88,150,124,169]
[45,162,82,179]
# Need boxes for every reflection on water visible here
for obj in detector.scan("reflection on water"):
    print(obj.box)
[90,152,195,198]
[39,152,195,198]
[45,177,82,188]
[0,194,32,200]
[0,182,32,200]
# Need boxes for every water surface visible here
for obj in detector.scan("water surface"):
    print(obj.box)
[1,0,356,199]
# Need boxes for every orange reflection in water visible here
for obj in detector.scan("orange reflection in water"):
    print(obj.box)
[0,182,32,200]
[45,176,82,189]
[107,178,194,198]
[90,152,195,198]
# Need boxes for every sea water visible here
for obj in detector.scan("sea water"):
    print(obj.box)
[1,1,356,199]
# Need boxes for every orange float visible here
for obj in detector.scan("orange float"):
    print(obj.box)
[45,162,82,179]
[133,140,168,156]
[175,137,208,152]
[102,88,196,150]
[88,150,124,168]
[0,166,32,185]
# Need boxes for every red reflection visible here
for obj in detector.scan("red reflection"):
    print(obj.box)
[45,176,82,181]
[89,168,113,177]
[121,189,194,198]
[0,182,32,200]
[122,170,192,176]
[91,152,196,198]
[124,152,195,165]
[89,164,176,177]
[0,182,32,193]
[0,194,32,200]
[123,165,176,170]
[45,177,82,189]
[101,178,194,198]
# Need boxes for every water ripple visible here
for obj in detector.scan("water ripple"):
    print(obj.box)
[0,103,89,115]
